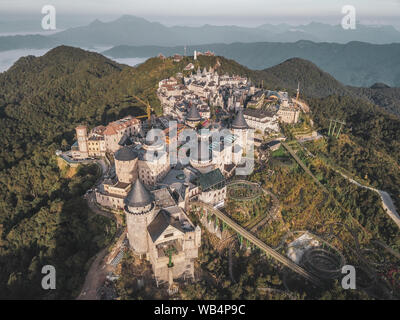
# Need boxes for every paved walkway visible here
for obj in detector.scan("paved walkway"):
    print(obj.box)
[337,171,400,229]
[297,133,323,143]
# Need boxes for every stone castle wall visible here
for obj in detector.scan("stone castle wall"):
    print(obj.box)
[115,158,138,184]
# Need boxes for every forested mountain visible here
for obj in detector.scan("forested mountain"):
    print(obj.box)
[0,46,154,299]
[103,41,400,87]
[258,58,349,97]
[258,58,400,220]
[349,84,400,118]
[0,46,399,298]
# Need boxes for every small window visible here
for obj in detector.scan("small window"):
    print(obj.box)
[164,233,174,238]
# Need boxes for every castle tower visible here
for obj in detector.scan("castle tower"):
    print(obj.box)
[114,146,138,184]
[76,125,88,158]
[125,179,156,256]
[185,104,202,128]
[231,109,249,154]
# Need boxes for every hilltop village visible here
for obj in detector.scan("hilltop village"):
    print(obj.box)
[158,62,300,132]
[66,56,304,290]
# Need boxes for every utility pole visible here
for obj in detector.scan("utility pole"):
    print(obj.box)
[328,119,346,137]
[336,122,344,138]
[332,120,337,136]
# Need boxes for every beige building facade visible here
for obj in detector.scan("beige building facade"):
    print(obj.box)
[278,106,300,124]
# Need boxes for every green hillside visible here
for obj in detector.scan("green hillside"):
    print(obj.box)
[103,41,400,87]
[349,84,400,118]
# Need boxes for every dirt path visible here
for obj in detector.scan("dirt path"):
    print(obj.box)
[77,248,113,300]
[77,157,124,300]
[77,199,125,300]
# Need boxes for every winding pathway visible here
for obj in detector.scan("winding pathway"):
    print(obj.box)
[336,171,400,229]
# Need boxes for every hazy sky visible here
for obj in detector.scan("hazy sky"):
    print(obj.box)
[1,0,400,27]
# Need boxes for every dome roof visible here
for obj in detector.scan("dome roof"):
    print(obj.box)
[232,109,248,130]
[114,146,138,161]
[186,105,201,121]
[126,179,153,208]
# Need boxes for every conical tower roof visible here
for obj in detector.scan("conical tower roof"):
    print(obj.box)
[186,104,202,121]
[114,146,138,161]
[232,109,248,129]
[126,179,153,208]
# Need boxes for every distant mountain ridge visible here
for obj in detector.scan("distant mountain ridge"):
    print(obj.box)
[103,41,400,87]
[1,14,400,53]
[48,16,400,46]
